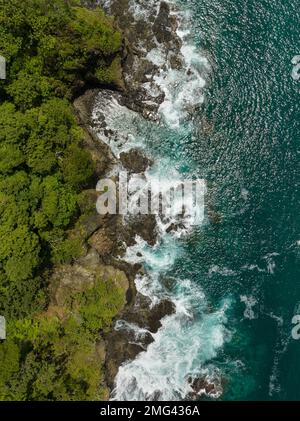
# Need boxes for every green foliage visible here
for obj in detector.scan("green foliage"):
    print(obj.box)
[61,144,95,190]
[0,144,25,174]
[0,274,47,319]
[0,340,20,399]
[51,229,86,265]
[0,277,121,400]
[71,7,122,55]
[0,0,123,103]
[72,277,125,336]
[0,99,87,292]
[95,57,123,86]
[0,0,124,401]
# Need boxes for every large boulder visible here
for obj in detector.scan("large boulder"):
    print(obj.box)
[88,228,115,256]
[153,2,174,44]
[50,254,129,310]
[120,149,152,173]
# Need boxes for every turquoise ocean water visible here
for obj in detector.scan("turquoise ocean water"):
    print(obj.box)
[98,0,300,401]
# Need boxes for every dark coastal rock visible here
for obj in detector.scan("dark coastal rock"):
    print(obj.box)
[123,295,175,333]
[153,2,173,44]
[129,214,157,246]
[73,89,114,177]
[80,211,105,239]
[74,0,189,397]
[120,149,152,173]
[101,0,182,119]
[169,53,184,70]
[187,374,223,400]
[105,330,145,388]
[166,222,186,234]
[104,295,175,388]
[88,228,115,256]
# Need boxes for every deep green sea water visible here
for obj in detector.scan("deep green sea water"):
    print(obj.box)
[175,0,300,400]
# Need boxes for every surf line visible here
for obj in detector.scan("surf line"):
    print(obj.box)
[100,405,135,419]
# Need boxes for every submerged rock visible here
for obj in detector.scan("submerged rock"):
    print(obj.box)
[187,373,224,400]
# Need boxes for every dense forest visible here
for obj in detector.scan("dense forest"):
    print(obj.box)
[0,0,124,400]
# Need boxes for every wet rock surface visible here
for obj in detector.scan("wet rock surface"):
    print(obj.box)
[153,2,176,44]
[187,374,224,400]
[124,295,175,333]
[99,0,183,118]
[73,90,115,177]
[104,295,175,388]
[120,148,152,173]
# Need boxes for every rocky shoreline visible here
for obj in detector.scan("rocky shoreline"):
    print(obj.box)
[72,87,177,390]
[49,0,183,396]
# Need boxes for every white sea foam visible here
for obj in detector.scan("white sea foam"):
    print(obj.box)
[241,264,266,273]
[115,320,153,348]
[268,331,290,397]
[92,94,146,158]
[267,312,284,327]
[240,295,258,320]
[111,290,231,401]
[209,265,236,277]
[128,0,160,20]
[263,252,279,274]
[155,9,209,129]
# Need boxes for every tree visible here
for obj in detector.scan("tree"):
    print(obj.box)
[61,144,94,190]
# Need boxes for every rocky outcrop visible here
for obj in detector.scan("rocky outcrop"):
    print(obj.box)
[89,228,115,256]
[49,249,130,311]
[120,149,152,173]
[71,84,174,393]
[104,296,175,387]
[187,373,224,400]
[99,0,183,119]
[153,2,177,44]
[73,90,115,179]
[122,295,175,333]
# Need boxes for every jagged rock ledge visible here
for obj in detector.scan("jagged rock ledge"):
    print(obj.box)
[55,0,186,396]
